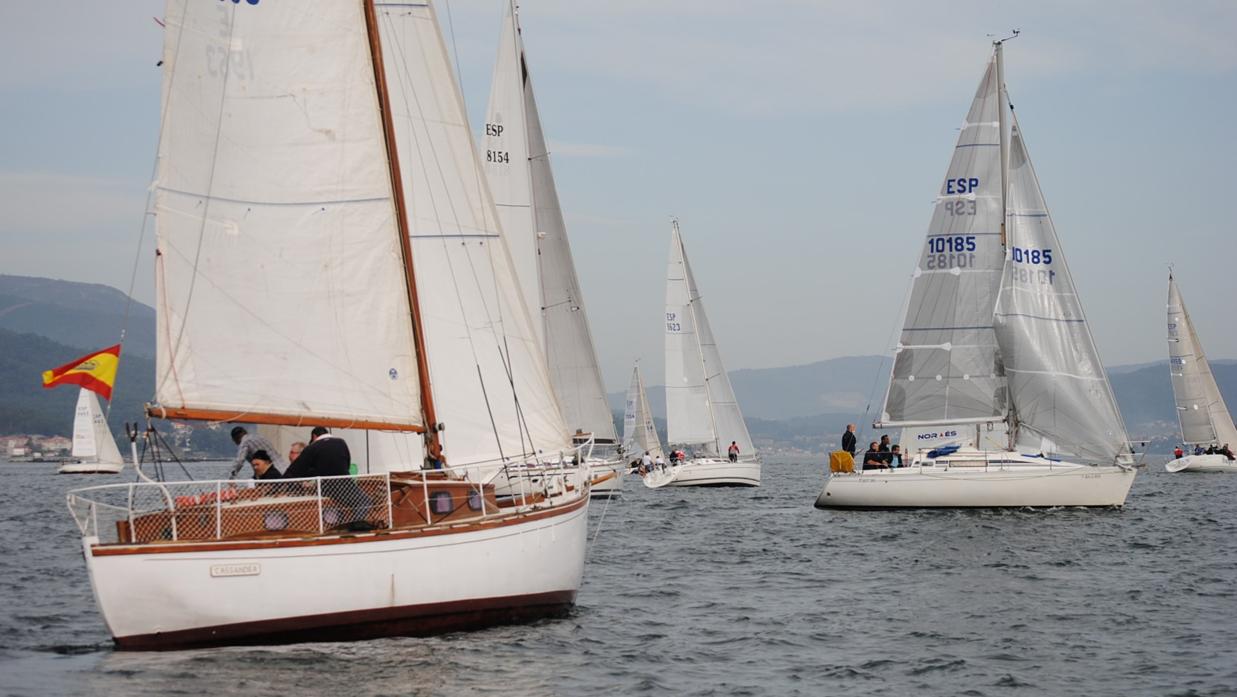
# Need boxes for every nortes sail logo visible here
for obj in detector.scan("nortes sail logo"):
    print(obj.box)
[210,563,260,578]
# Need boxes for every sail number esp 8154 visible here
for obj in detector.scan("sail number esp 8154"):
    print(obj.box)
[484,123,510,164]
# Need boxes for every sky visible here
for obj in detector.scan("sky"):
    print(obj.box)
[2,1,1236,392]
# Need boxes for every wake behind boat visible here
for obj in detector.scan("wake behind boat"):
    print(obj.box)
[66,0,590,650]
[817,37,1135,509]
[1164,272,1237,473]
[662,221,760,487]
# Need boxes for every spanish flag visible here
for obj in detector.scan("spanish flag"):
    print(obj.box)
[42,344,122,401]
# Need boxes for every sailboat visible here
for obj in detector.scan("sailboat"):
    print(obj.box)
[662,221,760,487]
[64,0,590,650]
[618,363,671,487]
[57,389,125,474]
[1165,272,1237,473]
[817,38,1136,508]
[482,2,623,498]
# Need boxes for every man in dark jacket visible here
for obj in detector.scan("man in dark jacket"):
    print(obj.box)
[841,424,857,458]
[283,426,351,479]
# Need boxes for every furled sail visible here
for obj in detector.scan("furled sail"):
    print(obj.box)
[72,389,124,466]
[664,223,753,456]
[993,119,1130,463]
[483,5,617,443]
[374,1,570,466]
[1167,274,1237,446]
[622,365,663,459]
[880,56,1008,427]
[152,0,424,430]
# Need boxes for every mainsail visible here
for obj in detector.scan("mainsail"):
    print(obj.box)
[1167,274,1237,446]
[375,1,570,467]
[622,364,663,459]
[992,118,1130,463]
[880,56,1008,427]
[152,1,424,431]
[483,4,617,443]
[71,389,124,466]
[664,222,754,456]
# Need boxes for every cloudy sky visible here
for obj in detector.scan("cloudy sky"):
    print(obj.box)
[2,1,1235,391]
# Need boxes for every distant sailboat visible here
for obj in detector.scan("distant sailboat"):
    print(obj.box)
[483,1,623,497]
[58,389,124,474]
[65,0,590,650]
[661,220,760,487]
[817,38,1135,508]
[1165,272,1237,473]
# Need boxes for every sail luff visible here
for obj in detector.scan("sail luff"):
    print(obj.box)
[364,0,438,453]
[1167,273,1237,446]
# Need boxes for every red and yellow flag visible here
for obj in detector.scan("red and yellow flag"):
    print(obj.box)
[42,344,122,401]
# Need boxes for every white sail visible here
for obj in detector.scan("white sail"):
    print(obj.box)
[374,2,570,467]
[483,5,617,443]
[481,4,541,351]
[880,56,1008,427]
[70,389,124,465]
[152,0,423,429]
[622,365,663,459]
[1167,274,1237,446]
[664,223,754,456]
[992,118,1130,463]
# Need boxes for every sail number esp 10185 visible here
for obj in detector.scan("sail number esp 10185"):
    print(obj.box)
[925,235,976,270]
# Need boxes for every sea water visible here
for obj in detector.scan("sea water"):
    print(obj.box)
[0,459,1234,696]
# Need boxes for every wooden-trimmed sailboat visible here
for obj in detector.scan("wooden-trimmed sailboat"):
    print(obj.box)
[816,37,1135,508]
[662,220,760,487]
[65,0,590,650]
[1165,272,1237,473]
[481,2,623,498]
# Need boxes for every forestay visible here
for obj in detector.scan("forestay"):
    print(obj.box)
[664,224,753,456]
[1167,274,1237,446]
[881,56,1008,427]
[153,0,424,429]
[374,2,570,467]
[483,5,617,443]
[622,365,663,459]
[992,119,1130,463]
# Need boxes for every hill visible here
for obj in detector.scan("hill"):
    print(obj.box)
[0,274,156,359]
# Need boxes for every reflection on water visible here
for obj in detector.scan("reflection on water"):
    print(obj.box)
[1,459,1235,695]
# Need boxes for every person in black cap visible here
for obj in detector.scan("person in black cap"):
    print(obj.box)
[228,426,286,479]
[249,450,283,481]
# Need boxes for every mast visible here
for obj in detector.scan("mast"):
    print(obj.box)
[994,32,1020,450]
[363,0,442,461]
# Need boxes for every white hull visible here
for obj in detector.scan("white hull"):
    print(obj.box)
[58,462,123,475]
[645,457,761,488]
[641,463,681,489]
[1165,454,1237,473]
[816,451,1134,508]
[81,498,588,649]
[588,458,624,497]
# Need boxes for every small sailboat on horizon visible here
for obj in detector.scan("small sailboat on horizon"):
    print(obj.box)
[1164,271,1237,473]
[57,388,125,475]
[817,37,1136,509]
[660,220,760,487]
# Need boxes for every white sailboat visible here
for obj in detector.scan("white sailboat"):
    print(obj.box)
[65,0,590,650]
[662,220,760,487]
[619,363,674,488]
[482,1,622,498]
[58,389,125,475]
[1165,272,1237,473]
[817,39,1135,509]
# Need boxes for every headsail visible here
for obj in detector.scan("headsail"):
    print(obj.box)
[992,117,1130,463]
[375,1,570,467]
[880,56,1008,427]
[664,223,753,456]
[483,4,617,443]
[153,0,424,431]
[1167,274,1237,446]
[622,364,663,459]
